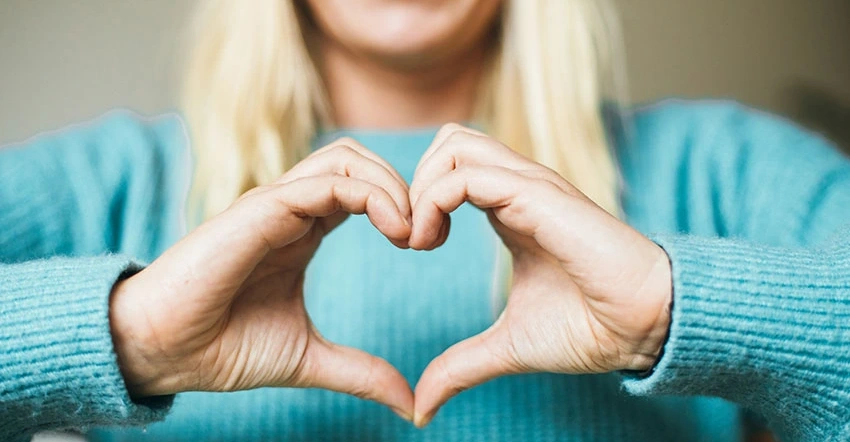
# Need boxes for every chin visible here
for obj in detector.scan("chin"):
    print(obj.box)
[305,0,502,68]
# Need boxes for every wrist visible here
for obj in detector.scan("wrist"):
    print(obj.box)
[622,247,673,372]
[109,274,185,397]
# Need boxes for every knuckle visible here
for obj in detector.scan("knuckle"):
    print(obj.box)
[335,137,368,155]
[332,146,372,175]
[311,140,339,156]
[288,331,318,387]
[437,122,466,137]
[331,144,358,158]
[527,168,574,194]
[445,128,475,145]
[452,164,479,178]
[236,185,267,202]
[532,178,564,196]
[435,357,466,395]
[327,174,348,191]
[335,136,358,146]
[337,142,371,160]
[351,357,379,401]
[501,329,530,374]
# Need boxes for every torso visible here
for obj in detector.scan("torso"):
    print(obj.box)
[89,120,742,442]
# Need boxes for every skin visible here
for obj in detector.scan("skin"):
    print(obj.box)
[303,0,502,128]
[110,0,676,429]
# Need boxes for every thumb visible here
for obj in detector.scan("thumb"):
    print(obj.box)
[413,323,519,427]
[299,337,415,421]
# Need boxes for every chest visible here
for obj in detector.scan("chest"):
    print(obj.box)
[304,202,501,375]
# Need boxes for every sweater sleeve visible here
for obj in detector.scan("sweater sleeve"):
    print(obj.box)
[621,101,850,442]
[0,112,189,440]
[0,256,172,441]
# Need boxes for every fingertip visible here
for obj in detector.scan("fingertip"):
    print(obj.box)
[367,194,412,243]
[413,410,436,429]
[388,237,411,250]
[304,340,414,417]
[408,200,443,250]
[413,331,513,428]
[365,354,415,418]
[407,214,425,251]
[411,360,453,429]
[391,407,414,423]
[430,214,451,250]
[381,368,416,421]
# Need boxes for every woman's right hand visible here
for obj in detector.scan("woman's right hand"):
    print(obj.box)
[108,139,415,420]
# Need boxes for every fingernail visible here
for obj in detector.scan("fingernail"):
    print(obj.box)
[390,407,413,423]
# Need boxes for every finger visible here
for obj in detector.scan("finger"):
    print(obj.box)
[410,166,549,249]
[415,123,488,175]
[410,124,538,208]
[237,175,411,251]
[412,325,517,428]
[277,143,411,218]
[168,176,409,304]
[431,213,451,251]
[299,338,415,422]
[312,137,408,188]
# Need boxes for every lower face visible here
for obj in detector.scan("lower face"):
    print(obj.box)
[300,0,504,68]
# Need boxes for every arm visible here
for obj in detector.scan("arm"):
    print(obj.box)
[621,101,850,442]
[0,256,170,442]
[626,230,850,442]
[0,112,188,440]
[1,133,420,440]
[404,115,850,442]
[0,111,189,263]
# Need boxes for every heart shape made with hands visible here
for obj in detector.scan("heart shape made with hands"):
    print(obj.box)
[113,122,672,430]
[312,123,673,428]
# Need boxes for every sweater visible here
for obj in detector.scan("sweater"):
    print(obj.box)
[0,100,848,442]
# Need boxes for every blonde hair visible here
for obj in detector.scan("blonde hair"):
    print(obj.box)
[183,0,627,225]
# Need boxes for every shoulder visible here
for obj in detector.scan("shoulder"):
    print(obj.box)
[3,109,189,167]
[614,99,848,193]
[616,99,850,245]
[619,98,841,163]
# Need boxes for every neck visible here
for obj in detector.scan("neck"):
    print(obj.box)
[317,42,488,130]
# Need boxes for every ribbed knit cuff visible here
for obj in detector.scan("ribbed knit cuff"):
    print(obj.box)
[0,256,172,441]
[623,234,850,442]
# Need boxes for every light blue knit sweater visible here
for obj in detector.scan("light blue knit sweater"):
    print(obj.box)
[1,101,848,442]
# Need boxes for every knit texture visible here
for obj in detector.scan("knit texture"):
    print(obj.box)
[624,232,850,442]
[1,100,848,441]
[0,110,189,441]
[0,256,167,442]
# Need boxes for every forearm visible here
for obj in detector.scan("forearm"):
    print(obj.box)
[0,256,172,440]
[624,232,850,442]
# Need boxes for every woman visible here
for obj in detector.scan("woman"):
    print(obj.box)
[1,0,848,441]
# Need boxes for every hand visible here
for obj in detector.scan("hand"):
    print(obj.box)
[109,139,415,420]
[407,124,673,427]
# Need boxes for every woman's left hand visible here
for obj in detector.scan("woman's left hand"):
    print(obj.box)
[407,124,674,427]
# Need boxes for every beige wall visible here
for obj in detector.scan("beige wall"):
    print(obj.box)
[0,0,193,144]
[617,0,850,147]
[1,0,849,145]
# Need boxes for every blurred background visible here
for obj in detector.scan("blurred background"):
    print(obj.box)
[1,0,849,149]
[1,0,849,150]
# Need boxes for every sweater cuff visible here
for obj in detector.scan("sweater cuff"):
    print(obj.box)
[0,256,172,440]
[622,234,850,442]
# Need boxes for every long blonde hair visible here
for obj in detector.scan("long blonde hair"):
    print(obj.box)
[183,0,627,225]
